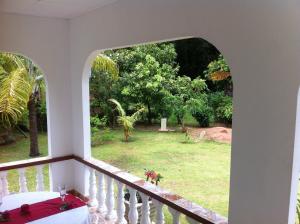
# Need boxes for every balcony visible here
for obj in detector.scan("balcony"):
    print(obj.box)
[0,155,227,224]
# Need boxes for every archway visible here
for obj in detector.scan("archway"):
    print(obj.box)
[83,37,234,218]
[0,52,50,191]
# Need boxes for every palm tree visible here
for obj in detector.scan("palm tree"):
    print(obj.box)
[0,53,119,155]
[0,54,31,144]
[109,99,144,142]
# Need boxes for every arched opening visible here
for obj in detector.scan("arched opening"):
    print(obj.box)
[0,52,50,192]
[290,88,300,223]
[83,37,233,219]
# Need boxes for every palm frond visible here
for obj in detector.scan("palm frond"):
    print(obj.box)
[130,107,145,122]
[0,68,32,126]
[92,54,119,80]
[109,99,126,116]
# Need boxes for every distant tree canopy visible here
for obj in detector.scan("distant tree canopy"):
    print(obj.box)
[89,39,233,128]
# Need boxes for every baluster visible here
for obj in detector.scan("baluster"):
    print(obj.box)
[168,207,181,224]
[140,192,151,224]
[88,168,97,207]
[186,217,199,224]
[35,165,45,191]
[96,172,106,213]
[128,187,138,224]
[18,168,28,193]
[0,171,9,196]
[152,199,165,224]
[105,175,115,220]
[116,181,127,224]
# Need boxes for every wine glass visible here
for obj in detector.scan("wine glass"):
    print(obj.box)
[58,185,66,202]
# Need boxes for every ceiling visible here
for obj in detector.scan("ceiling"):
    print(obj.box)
[0,0,118,19]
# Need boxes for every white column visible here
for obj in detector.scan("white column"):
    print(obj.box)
[140,192,151,224]
[0,171,9,196]
[105,175,115,220]
[18,168,28,193]
[128,187,138,224]
[35,165,45,191]
[168,207,180,224]
[116,181,127,224]
[96,171,106,213]
[88,168,97,206]
[186,217,199,224]
[153,199,165,224]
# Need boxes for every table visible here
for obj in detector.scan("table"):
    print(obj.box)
[0,192,91,224]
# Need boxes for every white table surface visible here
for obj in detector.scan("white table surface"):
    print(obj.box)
[0,192,90,224]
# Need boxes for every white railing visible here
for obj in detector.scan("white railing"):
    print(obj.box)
[0,155,228,224]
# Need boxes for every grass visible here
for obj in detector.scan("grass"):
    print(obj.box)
[92,128,231,217]
[0,129,231,222]
[0,133,50,193]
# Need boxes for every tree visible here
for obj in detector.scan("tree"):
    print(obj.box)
[0,54,31,144]
[89,54,119,127]
[109,99,144,142]
[169,76,208,129]
[204,54,232,96]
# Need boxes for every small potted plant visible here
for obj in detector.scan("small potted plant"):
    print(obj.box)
[124,169,163,223]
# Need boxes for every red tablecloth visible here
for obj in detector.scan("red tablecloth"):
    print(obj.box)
[2,194,86,224]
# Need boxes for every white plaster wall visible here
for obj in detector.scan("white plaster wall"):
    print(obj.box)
[69,0,300,223]
[1,0,300,223]
[0,13,74,190]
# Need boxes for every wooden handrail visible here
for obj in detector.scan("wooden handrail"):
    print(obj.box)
[0,155,74,171]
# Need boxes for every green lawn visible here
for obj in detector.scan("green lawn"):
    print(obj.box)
[0,133,50,193]
[0,129,231,220]
[92,128,231,217]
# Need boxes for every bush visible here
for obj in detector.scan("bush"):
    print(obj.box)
[91,128,114,147]
[209,92,232,124]
[192,105,213,127]
[90,116,108,129]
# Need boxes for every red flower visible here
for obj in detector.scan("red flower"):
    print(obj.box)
[1,211,10,220]
[20,204,30,214]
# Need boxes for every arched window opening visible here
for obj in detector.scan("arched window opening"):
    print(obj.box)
[0,52,49,192]
[87,38,233,218]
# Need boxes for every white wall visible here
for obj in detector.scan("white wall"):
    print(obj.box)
[69,0,300,223]
[0,13,74,190]
[1,0,300,223]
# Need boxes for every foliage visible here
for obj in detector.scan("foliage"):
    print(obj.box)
[204,54,232,96]
[169,76,207,128]
[91,128,114,147]
[192,104,214,127]
[104,43,179,123]
[0,54,32,127]
[297,198,300,224]
[209,92,233,124]
[109,99,144,142]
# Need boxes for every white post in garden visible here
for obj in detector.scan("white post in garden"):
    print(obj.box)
[159,118,168,131]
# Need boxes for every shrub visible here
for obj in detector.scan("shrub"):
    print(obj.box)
[188,95,213,127]
[209,92,232,124]
[91,128,114,147]
[192,105,213,127]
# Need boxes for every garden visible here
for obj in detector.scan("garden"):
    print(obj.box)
[0,38,234,219]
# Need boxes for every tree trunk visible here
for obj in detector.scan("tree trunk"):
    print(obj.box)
[28,94,40,157]
[147,103,152,125]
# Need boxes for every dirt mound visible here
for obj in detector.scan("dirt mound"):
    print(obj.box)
[188,127,232,144]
